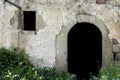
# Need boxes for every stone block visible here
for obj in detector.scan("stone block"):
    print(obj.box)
[113,44,120,53]
[115,53,120,61]
[112,38,119,44]
[96,0,107,4]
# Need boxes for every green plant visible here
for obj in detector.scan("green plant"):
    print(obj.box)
[99,64,120,80]
[91,64,120,80]
[56,71,76,80]
[0,47,76,80]
[4,70,19,80]
[0,47,33,79]
[0,47,30,71]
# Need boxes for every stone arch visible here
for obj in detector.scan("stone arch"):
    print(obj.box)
[55,14,113,72]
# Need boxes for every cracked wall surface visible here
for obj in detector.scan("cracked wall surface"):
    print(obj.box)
[0,0,120,69]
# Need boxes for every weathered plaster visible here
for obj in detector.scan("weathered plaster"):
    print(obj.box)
[0,0,120,70]
[36,15,46,30]
[10,10,19,30]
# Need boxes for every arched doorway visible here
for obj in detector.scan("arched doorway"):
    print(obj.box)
[68,22,102,79]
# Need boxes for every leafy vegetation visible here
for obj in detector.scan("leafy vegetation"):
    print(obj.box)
[91,64,120,80]
[1,47,120,80]
[0,47,76,80]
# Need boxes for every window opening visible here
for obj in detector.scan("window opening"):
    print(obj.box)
[23,11,36,31]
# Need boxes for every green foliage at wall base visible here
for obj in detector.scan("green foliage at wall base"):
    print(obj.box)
[0,47,76,80]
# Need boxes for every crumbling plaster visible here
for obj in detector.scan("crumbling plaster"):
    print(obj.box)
[0,0,120,68]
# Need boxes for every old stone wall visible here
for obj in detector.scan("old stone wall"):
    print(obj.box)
[0,0,120,69]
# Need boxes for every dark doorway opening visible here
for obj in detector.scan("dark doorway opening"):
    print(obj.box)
[68,22,102,80]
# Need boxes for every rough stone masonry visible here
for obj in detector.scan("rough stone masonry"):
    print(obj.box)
[0,0,120,71]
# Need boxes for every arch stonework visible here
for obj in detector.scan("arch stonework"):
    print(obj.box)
[55,14,113,72]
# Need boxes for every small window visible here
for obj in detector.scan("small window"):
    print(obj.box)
[23,11,36,31]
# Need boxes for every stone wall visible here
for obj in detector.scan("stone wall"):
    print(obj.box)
[0,0,120,70]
